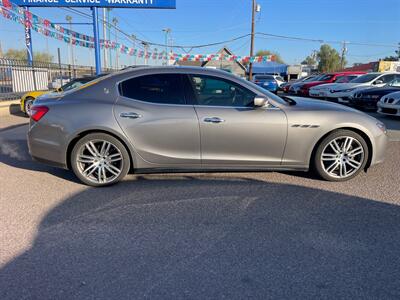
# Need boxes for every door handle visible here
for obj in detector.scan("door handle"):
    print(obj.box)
[204,117,225,123]
[120,112,142,119]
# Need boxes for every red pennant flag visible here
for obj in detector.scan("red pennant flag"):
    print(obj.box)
[3,0,12,8]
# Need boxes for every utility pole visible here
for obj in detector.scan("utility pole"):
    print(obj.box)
[102,8,108,69]
[340,41,348,70]
[66,15,75,72]
[112,17,119,69]
[397,42,400,61]
[162,28,171,66]
[248,1,260,81]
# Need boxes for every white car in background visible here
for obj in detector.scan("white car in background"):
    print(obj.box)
[309,74,362,98]
[324,72,400,103]
[378,91,400,117]
[273,75,286,87]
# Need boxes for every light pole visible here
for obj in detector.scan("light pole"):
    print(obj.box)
[66,15,75,71]
[102,8,108,69]
[112,17,119,69]
[162,28,171,65]
[248,1,261,81]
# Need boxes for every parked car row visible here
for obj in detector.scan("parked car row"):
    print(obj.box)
[286,71,400,118]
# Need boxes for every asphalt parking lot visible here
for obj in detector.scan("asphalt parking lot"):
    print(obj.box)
[1,112,400,299]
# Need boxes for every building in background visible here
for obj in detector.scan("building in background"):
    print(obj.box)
[175,47,247,78]
[344,61,400,73]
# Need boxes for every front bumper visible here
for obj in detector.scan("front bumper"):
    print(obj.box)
[349,98,378,109]
[377,103,400,117]
[371,131,388,167]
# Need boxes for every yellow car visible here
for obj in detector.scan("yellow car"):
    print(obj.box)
[20,76,98,115]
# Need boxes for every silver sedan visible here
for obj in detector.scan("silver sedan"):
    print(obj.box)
[27,67,388,186]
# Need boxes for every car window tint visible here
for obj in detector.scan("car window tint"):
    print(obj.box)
[380,74,395,83]
[189,75,256,107]
[120,74,185,105]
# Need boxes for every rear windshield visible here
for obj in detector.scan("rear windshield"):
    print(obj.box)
[255,75,274,80]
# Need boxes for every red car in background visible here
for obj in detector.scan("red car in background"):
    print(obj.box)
[295,72,366,97]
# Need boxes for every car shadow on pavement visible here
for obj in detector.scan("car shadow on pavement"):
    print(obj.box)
[1,177,400,299]
[0,137,80,183]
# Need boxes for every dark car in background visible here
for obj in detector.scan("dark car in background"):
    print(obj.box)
[349,77,400,110]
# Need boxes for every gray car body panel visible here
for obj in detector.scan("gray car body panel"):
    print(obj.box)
[28,66,387,173]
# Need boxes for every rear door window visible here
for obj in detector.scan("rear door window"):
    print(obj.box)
[119,74,186,105]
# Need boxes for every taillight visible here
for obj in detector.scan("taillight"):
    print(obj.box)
[30,106,49,122]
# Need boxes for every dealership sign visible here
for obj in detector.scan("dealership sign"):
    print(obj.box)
[10,0,176,8]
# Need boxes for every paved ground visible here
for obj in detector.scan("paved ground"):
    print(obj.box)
[0,113,400,299]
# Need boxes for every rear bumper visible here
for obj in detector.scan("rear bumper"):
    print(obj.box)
[27,120,68,169]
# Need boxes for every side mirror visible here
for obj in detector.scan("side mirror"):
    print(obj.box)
[56,87,63,92]
[254,96,268,107]
[374,80,384,85]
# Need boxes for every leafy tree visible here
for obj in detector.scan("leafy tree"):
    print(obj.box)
[301,55,317,66]
[382,56,399,62]
[255,50,285,64]
[316,44,343,72]
[4,49,53,62]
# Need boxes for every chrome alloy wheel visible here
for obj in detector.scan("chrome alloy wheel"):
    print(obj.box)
[76,140,123,184]
[25,98,34,116]
[320,136,365,179]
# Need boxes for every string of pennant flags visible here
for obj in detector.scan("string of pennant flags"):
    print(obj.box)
[0,0,275,63]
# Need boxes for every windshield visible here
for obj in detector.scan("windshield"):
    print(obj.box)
[61,79,92,91]
[335,75,358,83]
[350,73,380,83]
[318,74,334,81]
[303,75,320,82]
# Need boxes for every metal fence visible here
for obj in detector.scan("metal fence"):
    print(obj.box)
[0,58,114,101]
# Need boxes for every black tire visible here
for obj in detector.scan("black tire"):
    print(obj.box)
[313,130,369,182]
[24,97,35,116]
[70,133,131,187]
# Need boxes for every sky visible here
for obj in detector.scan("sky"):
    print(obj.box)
[0,0,399,68]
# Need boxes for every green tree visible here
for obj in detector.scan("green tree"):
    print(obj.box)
[4,49,53,63]
[316,44,343,72]
[255,50,285,64]
[301,55,317,66]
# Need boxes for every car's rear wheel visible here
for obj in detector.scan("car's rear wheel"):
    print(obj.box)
[313,130,369,181]
[24,97,35,116]
[71,133,130,187]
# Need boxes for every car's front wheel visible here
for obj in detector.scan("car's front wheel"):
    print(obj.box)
[71,133,131,187]
[313,130,369,181]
